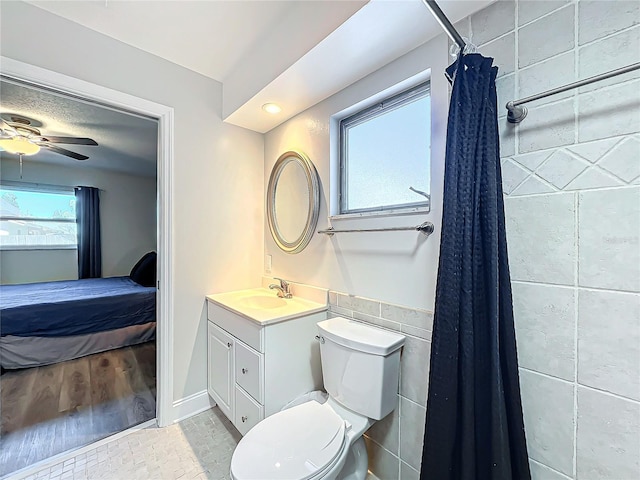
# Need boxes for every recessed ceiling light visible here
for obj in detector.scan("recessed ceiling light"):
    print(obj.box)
[262,103,282,114]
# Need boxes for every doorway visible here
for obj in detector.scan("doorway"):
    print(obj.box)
[0,56,173,476]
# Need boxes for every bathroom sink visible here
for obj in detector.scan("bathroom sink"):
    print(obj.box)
[237,294,287,310]
[206,286,327,325]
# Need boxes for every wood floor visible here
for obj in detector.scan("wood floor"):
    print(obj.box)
[0,341,156,476]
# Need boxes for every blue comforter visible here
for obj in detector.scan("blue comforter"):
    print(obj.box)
[0,276,156,337]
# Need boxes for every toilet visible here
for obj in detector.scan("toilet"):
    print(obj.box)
[230,316,406,480]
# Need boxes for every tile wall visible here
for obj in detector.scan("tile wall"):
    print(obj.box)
[327,292,433,480]
[457,1,640,478]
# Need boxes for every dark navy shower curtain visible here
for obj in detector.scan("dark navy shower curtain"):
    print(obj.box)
[420,54,530,479]
[75,186,102,279]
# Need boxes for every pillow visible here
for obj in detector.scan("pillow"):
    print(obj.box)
[130,251,157,287]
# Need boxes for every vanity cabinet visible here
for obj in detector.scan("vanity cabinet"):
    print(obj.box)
[206,299,325,436]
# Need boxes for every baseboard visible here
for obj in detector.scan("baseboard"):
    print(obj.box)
[172,389,215,423]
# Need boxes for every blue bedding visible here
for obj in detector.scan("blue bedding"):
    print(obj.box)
[0,276,156,337]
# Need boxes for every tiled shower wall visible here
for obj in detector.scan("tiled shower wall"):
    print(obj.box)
[457,1,640,478]
[328,292,433,480]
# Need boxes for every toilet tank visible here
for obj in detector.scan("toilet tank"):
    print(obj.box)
[317,317,405,420]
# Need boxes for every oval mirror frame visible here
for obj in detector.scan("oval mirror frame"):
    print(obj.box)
[267,150,320,254]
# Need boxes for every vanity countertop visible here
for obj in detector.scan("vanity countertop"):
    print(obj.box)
[206,287,327,325]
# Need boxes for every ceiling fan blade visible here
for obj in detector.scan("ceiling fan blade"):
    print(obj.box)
[42,144,90,161]
[0,118,18,138]
[37,136,98,146]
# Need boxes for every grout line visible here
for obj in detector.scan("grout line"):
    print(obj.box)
[512,132,631,158]
[520,366,640,404]
[513,0,520,155]
[573,190,580,478]
[573,0,579,149]
[510,279,640,296]
[529,458,574,480]
[506,183,640,200]
[519,366,575,386]
[517,1,577,30]
[400,394,427,410]
[576,23,640,50]
[577,383,640,404]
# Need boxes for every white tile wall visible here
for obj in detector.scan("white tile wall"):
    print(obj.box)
[517,0,570,26]
[467,1,640,478]
[520,369,575,476]
[512,282,576,381]
[328,292,432,479]
[517,4,574,68]
[576,387,640,479]
[578,289,640,401]
[578,0,640,45]
[505,193,576,285]
[578,187,640,291]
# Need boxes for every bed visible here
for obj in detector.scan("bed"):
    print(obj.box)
[0,276,156,369]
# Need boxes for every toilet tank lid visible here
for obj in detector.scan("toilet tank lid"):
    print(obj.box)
[318,317,405,356]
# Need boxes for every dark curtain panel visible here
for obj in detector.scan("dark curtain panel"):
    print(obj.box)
[420,54,530,480]
[75,186,102,279]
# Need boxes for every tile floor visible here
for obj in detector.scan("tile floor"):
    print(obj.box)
[12,408,241,480]
[11,407,382,480]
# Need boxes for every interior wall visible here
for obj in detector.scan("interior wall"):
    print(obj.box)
[457,1,639,478]
[264,33,450,311]
[0,159,157,284]
[262,30,449,480]
[264,1,640,478]
[0,1,265,406]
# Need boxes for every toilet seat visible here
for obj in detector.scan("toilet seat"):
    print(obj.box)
[230,401,346,480]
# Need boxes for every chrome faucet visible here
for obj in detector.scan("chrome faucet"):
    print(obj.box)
[269,277,292,299]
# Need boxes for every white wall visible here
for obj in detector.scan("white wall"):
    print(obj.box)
[0,1,265,406]
[264,34,450,311]
[0,160,157,284]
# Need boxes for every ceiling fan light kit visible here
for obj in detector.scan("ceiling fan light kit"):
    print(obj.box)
[0,136,41,155]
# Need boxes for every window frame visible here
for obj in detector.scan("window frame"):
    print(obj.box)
[338,80,431,216]
[0,181,78,251]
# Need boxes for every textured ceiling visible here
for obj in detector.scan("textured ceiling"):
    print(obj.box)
[0,79,158,177]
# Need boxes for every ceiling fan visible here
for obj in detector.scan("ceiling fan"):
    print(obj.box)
[0,115,98,160]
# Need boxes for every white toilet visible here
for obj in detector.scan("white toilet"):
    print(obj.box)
[230,316,406,480]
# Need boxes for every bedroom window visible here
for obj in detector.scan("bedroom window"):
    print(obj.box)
[339,80,431,215]
[0,184,77,250]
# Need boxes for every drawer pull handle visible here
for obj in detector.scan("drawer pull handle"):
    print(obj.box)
[241,416,248,423]
[242,368,248,374]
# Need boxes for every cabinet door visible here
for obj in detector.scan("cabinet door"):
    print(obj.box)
[207,322,234,420]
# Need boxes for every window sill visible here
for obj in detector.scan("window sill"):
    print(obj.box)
[0,245,78,251]
[329,206,430,221]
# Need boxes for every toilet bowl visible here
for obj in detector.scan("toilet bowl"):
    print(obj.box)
[230,317,405,480]
[230,398,368,480]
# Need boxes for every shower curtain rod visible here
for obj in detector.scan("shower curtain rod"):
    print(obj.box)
[506,62,640,123]
[422,0,466,50]
[318,221,435,237]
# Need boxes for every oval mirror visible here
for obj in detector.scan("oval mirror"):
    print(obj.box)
[267,150,320,254]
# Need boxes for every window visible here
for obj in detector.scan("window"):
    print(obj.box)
[0,184,77,249]
[339,81,431,215]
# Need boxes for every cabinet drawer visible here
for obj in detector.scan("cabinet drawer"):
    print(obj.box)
[235,341,263,403]
[207,301,263,352]
[235,385,263,436]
